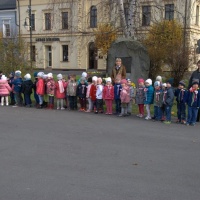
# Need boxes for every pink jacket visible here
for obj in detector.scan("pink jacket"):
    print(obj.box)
[0,80,12,96]
[55,81,67,99]
[46,79,56,95]
[103,85,114,100]
[86,84,92,98]
[120,86,130,103]
[36,78,45,95]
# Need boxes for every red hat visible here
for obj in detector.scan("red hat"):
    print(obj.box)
[138,78,144,83]
[121,79,127,84]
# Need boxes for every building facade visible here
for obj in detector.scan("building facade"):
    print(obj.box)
[18,0,200,70]
[0,0,18,38]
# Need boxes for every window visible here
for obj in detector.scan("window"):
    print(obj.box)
[62,12,68,29]
[196,6,199,25]
[142,6,151,26]
[45,13,51,30]
[165,4,174,20]
[62,45,68,61]
[3,20,11,37]
[31,46,36,61]
[90,6,97,28]
[31,14,35,30]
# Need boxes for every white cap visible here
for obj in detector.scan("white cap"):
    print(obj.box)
[162,83,167,87]
[106,77,112,82]
[145,79,152,85]
[1,75,7,80]
[156,76,162,81]
[82,72,87,78]
[57,74,63,80]
[92,76,97,81]
[37,72,44,77]
[42,74,47,79]
[24,73,31,80]
[47,73,53,78]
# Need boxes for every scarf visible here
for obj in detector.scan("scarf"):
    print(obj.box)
[156,91,160,102]
[58,80,64,93]
[189,87,198,106]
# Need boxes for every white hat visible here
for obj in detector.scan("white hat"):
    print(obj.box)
[42,74,47,79]
[145,79,152,85]
[47,73,53,78]
[156,76,162,82]
[57,74,63,80]
[37,72,44,77]
[24,73,31,80]
[15,70,21,74]
[162,83,167,87]
[82,72,87,78]
[1,75,7,80]
[92,76,97,81]
[106,77,112,82]
[15,70,22,77]
[154,81,161,87]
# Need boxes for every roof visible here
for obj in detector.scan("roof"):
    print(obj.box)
[0,0,16,10]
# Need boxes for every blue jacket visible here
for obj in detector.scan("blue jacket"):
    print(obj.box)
[12,78,23,93]
[186,89,200,107]
[163,87,174,106]
[144,85,154,104]
[174,88,187,103]
[114,83,122,100]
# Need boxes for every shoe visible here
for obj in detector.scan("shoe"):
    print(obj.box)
[136,114,140,117]
[118,114,124,117]
[85,110,91,113]
[79,108,83,111]
[181,120,186,125]
[185,123,189,126]
[108,113,112,115]
[164,121,171,124]
[145,116,151,120]
[190,123,195,126]
[61,107,65,110]
[139,114,143,118]
[176,119,181,123]
[105,112,109,115]
[95,111,98,114]
[12,105,18,107]
[57,107,60,110]
[1,104,4,106]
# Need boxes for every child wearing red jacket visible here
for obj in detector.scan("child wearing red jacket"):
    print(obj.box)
[89,76,97,112]
[103,77,114,114]
[36,72,45,109]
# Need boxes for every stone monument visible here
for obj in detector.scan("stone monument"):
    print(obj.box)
[107,38,150,83]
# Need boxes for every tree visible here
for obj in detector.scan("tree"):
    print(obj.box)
[143,20,189,85]
[94,23,117,55]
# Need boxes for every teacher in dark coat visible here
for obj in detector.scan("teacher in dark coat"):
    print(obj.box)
[188,60,200,122]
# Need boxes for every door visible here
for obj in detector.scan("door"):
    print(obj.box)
[89,42,97,69]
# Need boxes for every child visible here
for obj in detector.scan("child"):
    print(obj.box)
[46,73,56,109]
[186,79,200,126]
[8,72,15,105]
[33,72,39,107]
[174,80,187,124]
[22,73,33,107]
[114,78,122,115]
[55,74,67,110]
[118,79,130,117]
[76,77,87,111]
[96,77,104,113]
[127,79,135,115]
[67,74,77,110]
[163,78,174,124]
[153,81,163,121]
[0,75,12,106]
[156,76,163,85]
[135,78,145,118]
[12,70,23,107]
[90,76,98,112]
[77,72,88,85]
[36,72,45,109]
[86,77,93,112]
[144,79,154,120]
[103,77,114,114]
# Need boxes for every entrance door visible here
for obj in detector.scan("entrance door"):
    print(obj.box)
[89,42,97,69]
[46,46,52,68]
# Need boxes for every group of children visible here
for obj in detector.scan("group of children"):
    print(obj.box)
[0,70,200,126]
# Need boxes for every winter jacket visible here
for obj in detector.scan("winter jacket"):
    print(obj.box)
[174,88,187,104]
[144,85,154,104]
[22,80,33,95]
[120,86,130,103]
[67,80,77,96]
[135,86,145,104]
[86,84,92,98]
[55,81,67,99]
[76,83,87,98]
[114,83,122,100]
[188,69,200,89]
[96,84,103,99]
[36,78,45,95]
[46,79,56,96]
[12,78,23,93]
[154,89,163,107]
[33,78,38,92]
[111,65,126,82]
[129,86,134,99]
[186,89,200,107]
[163,87,174,106]
[0,79,12,96]
[103,85,114,100]
[90,84,97,101]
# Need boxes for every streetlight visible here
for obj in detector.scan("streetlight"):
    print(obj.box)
[24,0,32,69]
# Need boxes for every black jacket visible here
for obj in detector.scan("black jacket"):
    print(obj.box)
[22,80,33,94]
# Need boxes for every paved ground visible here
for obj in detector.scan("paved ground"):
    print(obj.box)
[0,106,200,200]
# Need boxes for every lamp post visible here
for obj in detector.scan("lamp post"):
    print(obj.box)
[24,0,32,69]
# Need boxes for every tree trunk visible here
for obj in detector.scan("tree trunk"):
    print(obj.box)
[117,0,129,38]
[127,0,136,38]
